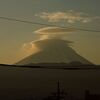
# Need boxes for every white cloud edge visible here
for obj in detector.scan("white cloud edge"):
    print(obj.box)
[35,10,100,23]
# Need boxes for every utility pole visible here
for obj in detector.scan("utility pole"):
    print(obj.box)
[57,81,60,100]
[56,81,67,100]
[43,81,67,100]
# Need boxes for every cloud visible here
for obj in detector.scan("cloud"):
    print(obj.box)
[23,41,39,51]
[21,27,75,55]
[35,27,76,34]
[18,27,76,61]
[35,10,100,23]
[21,41,40,56]
[35,27,76,40]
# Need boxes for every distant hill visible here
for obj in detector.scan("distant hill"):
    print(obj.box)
[0,63,100,70]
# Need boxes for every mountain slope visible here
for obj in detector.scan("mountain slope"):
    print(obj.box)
[17,39,92,65]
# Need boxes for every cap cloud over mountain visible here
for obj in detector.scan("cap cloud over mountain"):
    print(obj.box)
[17,38,92,65]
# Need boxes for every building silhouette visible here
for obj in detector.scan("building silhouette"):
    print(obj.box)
[85,90,100,100]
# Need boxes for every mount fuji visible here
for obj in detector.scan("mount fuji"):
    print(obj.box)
[16,39,92,66]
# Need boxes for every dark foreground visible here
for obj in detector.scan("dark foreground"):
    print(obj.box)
[0,65,100,100]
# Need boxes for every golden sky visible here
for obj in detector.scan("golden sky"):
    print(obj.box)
[0,0,100,64]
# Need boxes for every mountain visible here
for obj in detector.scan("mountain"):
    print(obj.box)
[16,39,92,66]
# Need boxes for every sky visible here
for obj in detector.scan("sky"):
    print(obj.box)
[0,0,100,64]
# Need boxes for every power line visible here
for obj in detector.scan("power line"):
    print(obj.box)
[0,16,100,32]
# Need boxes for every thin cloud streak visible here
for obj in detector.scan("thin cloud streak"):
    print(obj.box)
[34,27,76,40]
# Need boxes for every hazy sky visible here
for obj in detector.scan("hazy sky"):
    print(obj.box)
[0,0,100,64]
